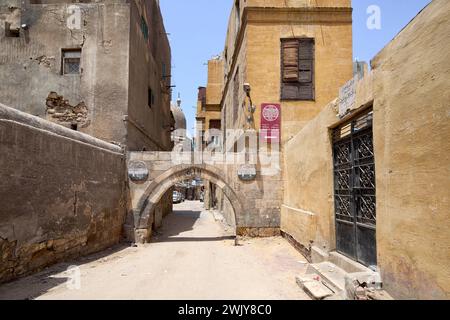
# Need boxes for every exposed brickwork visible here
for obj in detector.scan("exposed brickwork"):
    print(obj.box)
[236,227,281,238]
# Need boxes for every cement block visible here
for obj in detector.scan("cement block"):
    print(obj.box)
[311,246,330,264]
[329,251,369,273]
[301,279,334,300]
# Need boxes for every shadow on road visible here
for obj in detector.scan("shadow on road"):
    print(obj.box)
[151,202,235,243]
[0,244,130,300]
[152,236,235,243]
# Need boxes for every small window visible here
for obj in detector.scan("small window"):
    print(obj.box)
[148,87,155,108]
[62,49,81,75]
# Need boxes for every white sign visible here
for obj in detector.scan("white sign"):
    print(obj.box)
[238,164,257,181]
[339,78,356,118]
[128,161,149,182]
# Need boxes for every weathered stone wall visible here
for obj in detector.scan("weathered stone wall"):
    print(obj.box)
[126,0,173,152]
[371,0,450,300]
[0,1,130,145]
[126,151,283,243]
[206,59,224,108]
[282,0,450,299]
[281,101,338,254]
[0,104,127,284]
[220,192,236,228]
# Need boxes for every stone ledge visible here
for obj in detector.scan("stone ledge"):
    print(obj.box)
[0,103,123,154]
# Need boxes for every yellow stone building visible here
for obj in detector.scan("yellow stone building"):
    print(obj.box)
[221,0,353,148]
[202,0,449,299]
[203,0,353,235]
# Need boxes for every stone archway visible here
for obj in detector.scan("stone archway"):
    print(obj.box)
[132,164,243,243]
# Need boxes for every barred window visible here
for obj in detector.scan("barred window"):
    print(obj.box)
[62,49,81,75]
[141,16,149,40]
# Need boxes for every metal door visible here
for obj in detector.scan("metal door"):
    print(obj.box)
[333,110,377,267]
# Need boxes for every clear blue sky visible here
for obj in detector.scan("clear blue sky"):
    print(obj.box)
[159,0,431,137]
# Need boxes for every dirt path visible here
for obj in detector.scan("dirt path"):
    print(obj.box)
[0,201,310,300]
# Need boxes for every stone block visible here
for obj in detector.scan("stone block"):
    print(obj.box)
[301,278,334,300]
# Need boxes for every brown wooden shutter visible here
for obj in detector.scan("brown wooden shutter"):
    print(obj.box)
[282,40,299,82]
[281,38,315,100]
[298,39,315,100]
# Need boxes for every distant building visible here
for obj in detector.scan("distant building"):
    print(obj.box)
[220,0,353,149]
[0,0,173,152]
[195,57,224,150]
[170,95,187,145]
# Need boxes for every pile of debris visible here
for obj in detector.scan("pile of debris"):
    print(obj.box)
[347,278,393,300]
[296,261,394,300]
[45,92,89,127]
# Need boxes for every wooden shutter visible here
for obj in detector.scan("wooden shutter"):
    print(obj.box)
[282,40,299,82]
[298,39,314,100]
[281,38,315,100]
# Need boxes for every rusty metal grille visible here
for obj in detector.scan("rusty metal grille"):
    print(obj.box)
[333,110,377,267]
[64,59,80,74]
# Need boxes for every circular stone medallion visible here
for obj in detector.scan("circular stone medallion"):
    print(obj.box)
[128,161,149,182]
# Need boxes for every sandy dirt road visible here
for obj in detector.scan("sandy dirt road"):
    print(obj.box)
[0,201,309,300]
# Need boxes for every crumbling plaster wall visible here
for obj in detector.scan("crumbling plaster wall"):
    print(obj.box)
[371,0,450,300]
[0,1,130,145]
[0,103,127,284]
[126,0,173,152]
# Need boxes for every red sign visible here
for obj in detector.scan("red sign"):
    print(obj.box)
[260,103,281,143]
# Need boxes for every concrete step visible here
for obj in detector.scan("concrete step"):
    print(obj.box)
[328,251,371,273]
[296,275,334,300]
[306,261,347,294]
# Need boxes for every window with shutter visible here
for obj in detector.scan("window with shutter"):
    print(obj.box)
[282,40,299,82]
[281,38,315,101]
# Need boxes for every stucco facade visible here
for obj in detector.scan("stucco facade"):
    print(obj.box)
[282,0,450,299]
[221,0,352,145]
[213,0,353,234]
[196,58,224,150]
[0,103,127,284]
[0,0,173,152]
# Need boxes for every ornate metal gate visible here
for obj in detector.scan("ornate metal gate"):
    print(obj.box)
[333,110,377,267]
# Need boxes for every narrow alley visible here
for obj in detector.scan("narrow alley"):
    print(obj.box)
[0,201,309,300]
[1,0,448,303]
